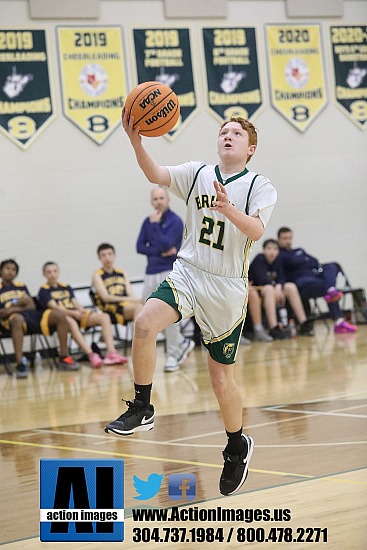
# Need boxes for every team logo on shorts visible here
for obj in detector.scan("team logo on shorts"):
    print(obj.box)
[223,343,235,358]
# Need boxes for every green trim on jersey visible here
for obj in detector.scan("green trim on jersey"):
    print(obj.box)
[245,173,259,215]
[214,165,249,186]
[242,237,254,278]
[147,278,182,321]
[186,163,206,205]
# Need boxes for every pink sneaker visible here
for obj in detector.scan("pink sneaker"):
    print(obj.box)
[334,320,358,334]
[103,352,128,366]
[88,352,104,369]
[324,287,343,303]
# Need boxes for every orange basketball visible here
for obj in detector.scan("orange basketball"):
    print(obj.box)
[124,81,180,137]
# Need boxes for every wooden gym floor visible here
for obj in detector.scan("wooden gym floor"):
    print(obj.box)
[1,322,366,549]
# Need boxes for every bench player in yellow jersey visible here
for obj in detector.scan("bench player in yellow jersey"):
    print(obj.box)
[38,262,127,368]
[92,243,143,327]
[105,114,277,496]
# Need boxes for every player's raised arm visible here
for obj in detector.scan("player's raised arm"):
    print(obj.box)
[121,108,171,187]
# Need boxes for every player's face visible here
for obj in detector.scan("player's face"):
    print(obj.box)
[217,122,256,163]
[98,248,115,270]
[278,231,293,250]
[0,262,17,284]
[44,264,59,285]
[263,243,279,263]
[151,188,169,212]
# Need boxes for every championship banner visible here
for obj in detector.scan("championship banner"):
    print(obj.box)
[57,26,127,144]
[0,29,55,149]
[202,27,263,123]
[132,28,197,140]
[265,25,327,132]
[330,25,367,130]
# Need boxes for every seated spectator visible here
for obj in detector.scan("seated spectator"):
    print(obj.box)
[0,258,78,378]
[38,262,127,368]
[246,284,273,342]
[92,243,143,330]
[249,239,314,339]
[277,227,357,334]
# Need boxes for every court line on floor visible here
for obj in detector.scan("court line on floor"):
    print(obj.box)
[27,429,367,449]
[1,438,366,486]
[264,407,367,418]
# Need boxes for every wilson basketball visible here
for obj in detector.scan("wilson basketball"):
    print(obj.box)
[124,81,180,137]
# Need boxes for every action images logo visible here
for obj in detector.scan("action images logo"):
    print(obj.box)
[39,458,124,542]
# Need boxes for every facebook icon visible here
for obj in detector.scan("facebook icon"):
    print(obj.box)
[168,474,196,501]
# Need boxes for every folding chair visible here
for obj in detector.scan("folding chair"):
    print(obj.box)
[0,330,13,375]
[0,324,58,374]
[337,268,367,324]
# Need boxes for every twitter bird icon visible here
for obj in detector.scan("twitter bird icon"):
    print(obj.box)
[133,473,164,500]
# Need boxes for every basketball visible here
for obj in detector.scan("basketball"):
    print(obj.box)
[124,81,180,137]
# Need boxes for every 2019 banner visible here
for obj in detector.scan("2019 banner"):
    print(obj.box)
[0,29,55,149]
[202,27,263,123]
[329,25,367,130]
[57,26,128,144]
[132,28,198,140]
[265,25,327,132]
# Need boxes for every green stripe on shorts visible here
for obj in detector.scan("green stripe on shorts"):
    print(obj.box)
[148,278,182,321]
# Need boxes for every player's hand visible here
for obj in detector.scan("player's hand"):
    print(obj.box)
[162,246,177,257]
[121,107,141,146]
[211,180,230,212]
[149,209,162,223]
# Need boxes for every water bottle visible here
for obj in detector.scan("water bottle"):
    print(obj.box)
[279,307,288,327]
[35,351,43,372]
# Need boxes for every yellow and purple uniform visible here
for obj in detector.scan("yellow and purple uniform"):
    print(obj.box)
[38,282,92,329]
[93,268,128,324]
[0,282,52,335]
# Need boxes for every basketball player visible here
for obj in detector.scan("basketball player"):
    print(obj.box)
[0,259,79,377]
[38,262,127,368]
[105,114,277,496]
[92,243,143,327]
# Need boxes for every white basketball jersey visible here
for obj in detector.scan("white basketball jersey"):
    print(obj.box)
[167,161,277,278]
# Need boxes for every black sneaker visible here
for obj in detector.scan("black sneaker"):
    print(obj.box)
[219,434,254,496]
[104,399,155,436]
[269,325,287,340]
[15,357,29,379]
[299,320,314,336]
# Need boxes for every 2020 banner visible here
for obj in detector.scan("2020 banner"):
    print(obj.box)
[0,29,55,149]
[202,27,263,123]
[132,28,197,140]
[57,26,128,144]
[265,25,327,132]
[330,25,367,130]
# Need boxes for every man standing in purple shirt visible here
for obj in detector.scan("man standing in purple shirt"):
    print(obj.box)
[137,187,194,372]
